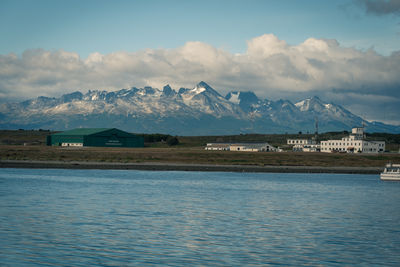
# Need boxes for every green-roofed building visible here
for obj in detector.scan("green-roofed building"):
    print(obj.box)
[47,128,144,148]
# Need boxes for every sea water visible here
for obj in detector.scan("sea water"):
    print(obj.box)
[0,168,399,266]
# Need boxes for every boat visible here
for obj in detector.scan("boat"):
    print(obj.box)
[380,163,400,181]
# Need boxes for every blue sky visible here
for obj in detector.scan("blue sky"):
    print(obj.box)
[0,0,399,125]
[1,0,399,57]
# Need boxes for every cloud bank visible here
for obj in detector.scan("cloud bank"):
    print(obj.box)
[0,34,399,124]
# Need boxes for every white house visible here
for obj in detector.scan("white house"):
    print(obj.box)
[204,143,230,151]
[320,127,385,153]
[287,138,320,152]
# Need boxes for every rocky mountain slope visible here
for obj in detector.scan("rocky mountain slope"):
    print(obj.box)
[1,82,398,134]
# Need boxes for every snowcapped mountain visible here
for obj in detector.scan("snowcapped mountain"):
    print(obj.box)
[179,81,244,117]
[294,96,364,128]
[1,82,399,134]
[225,91,260,112]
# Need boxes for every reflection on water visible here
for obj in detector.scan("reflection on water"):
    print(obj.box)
[1,168,400,266]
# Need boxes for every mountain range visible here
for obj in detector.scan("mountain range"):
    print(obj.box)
[1,81,399,135]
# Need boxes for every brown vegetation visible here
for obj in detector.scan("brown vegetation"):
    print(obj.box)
[0,130,399,167]
[1,145,399,167]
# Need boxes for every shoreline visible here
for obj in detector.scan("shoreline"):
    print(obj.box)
[0,160,382,174]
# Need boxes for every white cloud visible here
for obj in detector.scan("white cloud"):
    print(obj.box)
[0,34,399,123]
[246,34,288,57]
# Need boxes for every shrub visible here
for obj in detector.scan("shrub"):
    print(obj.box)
[166,136,179,146]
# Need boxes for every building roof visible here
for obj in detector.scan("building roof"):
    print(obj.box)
[206,143,230,147]
[230,143,271,146]
[52,128,113,136]
[207,142,271,147]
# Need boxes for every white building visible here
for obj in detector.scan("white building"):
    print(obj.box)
[205,142,279,152]
[287,139,316,145]
[320,127,385,153]
[229,143,278,152]
[61,142,83,147]
[287,139,320,152]
[204,143,230,151]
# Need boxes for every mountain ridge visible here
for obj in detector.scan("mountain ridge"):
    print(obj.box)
[1,82,399,135]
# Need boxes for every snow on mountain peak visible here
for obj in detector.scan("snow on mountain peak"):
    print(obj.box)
[191,86,206,94]
[191,81,221,96]
[226,91,259,104]
[226,92,240,104]
[295,99,306,108]
[295,96,325,111]
[2,81,396,134]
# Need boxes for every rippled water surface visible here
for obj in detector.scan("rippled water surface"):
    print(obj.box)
[1,168,400,266]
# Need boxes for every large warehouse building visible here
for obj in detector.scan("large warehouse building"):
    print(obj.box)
[320,127,385,153]
[47,128,144,148]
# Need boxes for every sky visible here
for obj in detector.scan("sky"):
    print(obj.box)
[0,0,399,125]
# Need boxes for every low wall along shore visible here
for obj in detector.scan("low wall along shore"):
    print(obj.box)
[0,160,383,174]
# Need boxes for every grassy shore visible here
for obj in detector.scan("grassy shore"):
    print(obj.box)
[1,130,399,172]
[1,145,399,168]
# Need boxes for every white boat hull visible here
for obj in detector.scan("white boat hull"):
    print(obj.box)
[380,173,400,181]
[380,163,400,181]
